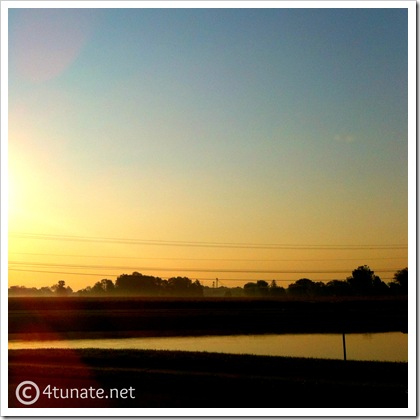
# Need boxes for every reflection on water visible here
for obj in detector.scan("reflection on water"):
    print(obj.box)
[8,332,407,362]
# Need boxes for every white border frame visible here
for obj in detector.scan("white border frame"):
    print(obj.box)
[1,1,416,417]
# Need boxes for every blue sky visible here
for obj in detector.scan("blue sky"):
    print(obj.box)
[7,6,409,289]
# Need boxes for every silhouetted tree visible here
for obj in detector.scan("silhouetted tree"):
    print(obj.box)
[8,286,37,296]
[287,278,321,297]
[269,280,286,296]
[8,285,55,296]
[52,280,72,296]
[167,277,203,296]
[243,282,257,296]
[256,280,269,296]
[389,267,408,295]
[372,275,389,295]
[91,279,115,295]
[39,286,54,296]
[77,286,92,296]
[192,280,204,296]
[115,272,161,295]
[326,280,351,296]
[244,280,270,296]
[346,266,387,295]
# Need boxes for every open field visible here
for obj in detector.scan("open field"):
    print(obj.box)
[8,348,407,408]
[9,296,407,340]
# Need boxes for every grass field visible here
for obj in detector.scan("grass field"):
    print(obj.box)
[8,348,408,408]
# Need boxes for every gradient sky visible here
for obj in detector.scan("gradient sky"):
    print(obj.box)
[7,5,409,291]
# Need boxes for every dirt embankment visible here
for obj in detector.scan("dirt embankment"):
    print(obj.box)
[9,296,407,340]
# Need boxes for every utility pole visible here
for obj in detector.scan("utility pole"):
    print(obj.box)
[342,333,347,361]
[216,278,219,288]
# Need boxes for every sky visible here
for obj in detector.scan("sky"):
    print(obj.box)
[6,4,410,291]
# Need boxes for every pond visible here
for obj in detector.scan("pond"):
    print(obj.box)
[8,332,407,362]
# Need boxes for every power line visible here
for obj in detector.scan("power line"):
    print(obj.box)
[8,261,402,275]
[7,268,395,282]
[9,268,120,277]
[9,232,408,250]
[8,252,407,262]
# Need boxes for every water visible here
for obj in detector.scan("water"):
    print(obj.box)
[8,332,407,362]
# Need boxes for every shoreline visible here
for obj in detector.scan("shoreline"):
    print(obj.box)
[8,327,407,342]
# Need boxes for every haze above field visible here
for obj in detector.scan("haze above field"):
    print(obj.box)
[8,6,408,290]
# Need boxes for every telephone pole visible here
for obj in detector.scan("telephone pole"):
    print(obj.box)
[342,333,347,361]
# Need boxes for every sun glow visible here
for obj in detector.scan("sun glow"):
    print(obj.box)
[7,151,52,235]
[8,161,24,230]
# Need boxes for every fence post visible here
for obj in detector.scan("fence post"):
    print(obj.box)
[342,332,347,361]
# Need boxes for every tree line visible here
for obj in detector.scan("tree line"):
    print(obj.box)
[243,266,407,297]
[8,265,408,298]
